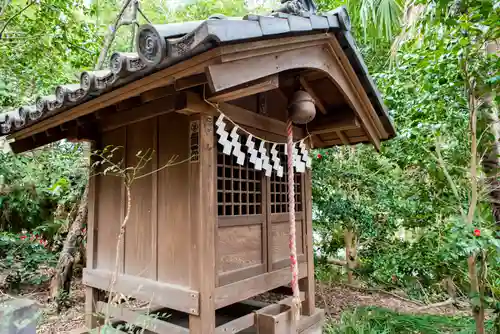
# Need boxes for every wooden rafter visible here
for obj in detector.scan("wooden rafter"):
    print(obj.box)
[207,75,279,103]
[299,76,326,114]
[309,111,360,134]
[336,130,350,145]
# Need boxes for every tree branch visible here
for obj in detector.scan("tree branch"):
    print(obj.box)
[94,0,133,70]
[0,1,35,39]
[416,298,455,311]
[0,0,12,17]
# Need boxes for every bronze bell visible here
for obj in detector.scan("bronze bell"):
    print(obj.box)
[288,90,316,124]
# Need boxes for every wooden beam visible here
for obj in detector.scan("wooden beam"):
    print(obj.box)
[214,263,307,309]
[299,76,326,114]
[116,96,142,111]
[140,85,176,103]
[177,91,217,116]
[11,36,328,142]
[188,114,216,334]
[175,73,208,91]
[10,123,95,153]
[323,135,368,146]
[218,264,266,287]
[337,130,350,145]
[207,74,279,101]
[300,165,315,316]
[207,42,381,149]
[82,269,200,316]
[309,116,359,135]
[100,93,186,132]
[220,34,330,63]
[327,37,388,139]
[215,314,254,334]
[96,302,189,334]
[85,139,100,330]
[219,102,304,139]
[298,309,325,333]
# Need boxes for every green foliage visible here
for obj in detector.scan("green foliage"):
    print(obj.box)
[324,306,496,333]
[315,0,403,45]
[0,142,87,233]
[313,0,500,315]
[0,142,87,289]
[0,0,99,106]
[0,231,57,289]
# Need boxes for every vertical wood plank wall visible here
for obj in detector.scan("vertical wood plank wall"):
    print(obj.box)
[93,112,192,288]
[91,108,311,294]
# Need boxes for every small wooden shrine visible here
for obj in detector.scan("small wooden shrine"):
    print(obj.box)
[2,3,395,333]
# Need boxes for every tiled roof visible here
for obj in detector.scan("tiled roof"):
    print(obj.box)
[0,6,393,136]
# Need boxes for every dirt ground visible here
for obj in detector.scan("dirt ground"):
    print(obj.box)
[8,280,467,334]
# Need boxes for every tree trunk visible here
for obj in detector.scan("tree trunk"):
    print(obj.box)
[466,76,485,334]
[50,182,89,310]
[344,229,356,284]
[482,41,500,226]
[481,107,500,225]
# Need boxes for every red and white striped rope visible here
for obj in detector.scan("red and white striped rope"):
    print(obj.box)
[286,119,301,323]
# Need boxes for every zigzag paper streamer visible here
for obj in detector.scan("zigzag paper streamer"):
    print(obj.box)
[246,135,259,165]
[215,115,232,155]
[299,140,311,169]
[230,126,245,165]
[260,142,272,177]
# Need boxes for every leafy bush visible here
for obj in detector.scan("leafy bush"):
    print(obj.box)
[0,232,57,289]
[0,142,87,290]
[0,142,87,233]
[324,307,496,334]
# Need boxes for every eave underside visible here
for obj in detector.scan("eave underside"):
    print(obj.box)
[7,33,394,153]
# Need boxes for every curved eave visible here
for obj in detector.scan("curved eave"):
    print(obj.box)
[2,6,394,149]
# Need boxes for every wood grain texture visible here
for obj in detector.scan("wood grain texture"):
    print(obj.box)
[124,119,155,279]
[189,114,216,333]
[299,76,326,114]
[218,225,263,273]
[298,308,324,333]
[271,221,304,265]
[217,215,263,227]
[327,37,388,139]
[219,102,304,139]
[214,313,254,334]
[151,117,158,281]
[300,167,315,316]
[96,302,189,334]
[215,263,307,309]
[83,269,199,315]
[157,112,191,286]
[95,129,126,272]
[207,43,382,149]
[255,304,296,334]
[219,34,329,63]
[85,140,99,330]
[208,74,279,100]
[100,94,181,131]
[217,263,266,286]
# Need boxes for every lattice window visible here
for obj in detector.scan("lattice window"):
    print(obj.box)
[217,142,262,216]
[270,146,303,214]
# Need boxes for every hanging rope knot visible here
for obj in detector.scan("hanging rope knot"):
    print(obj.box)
[291,295,302,322]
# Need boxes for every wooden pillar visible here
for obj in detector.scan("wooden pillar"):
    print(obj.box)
[85,140,100,329]
[188,114,216,334]
[299,168,315,316]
